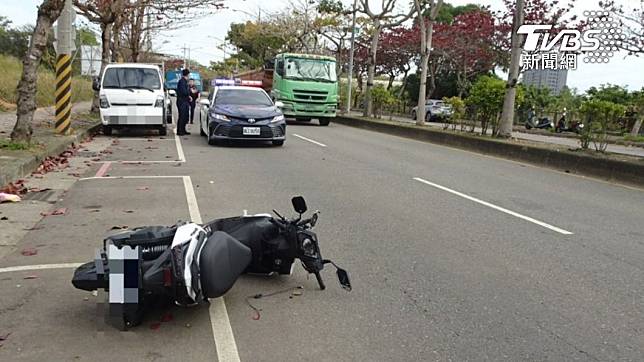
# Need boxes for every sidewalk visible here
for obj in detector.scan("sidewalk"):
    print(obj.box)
[0,102,98,187]
[348,111,644,158]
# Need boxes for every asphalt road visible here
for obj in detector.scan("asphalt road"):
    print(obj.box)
[351,110,644,158]
[1,114,643,361]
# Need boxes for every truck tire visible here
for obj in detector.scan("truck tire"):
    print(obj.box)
[319,118,330,126]
[103,125,113,136]
[159,126,167,136]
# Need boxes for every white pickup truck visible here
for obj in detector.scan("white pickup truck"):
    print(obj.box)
[93,63,172,135]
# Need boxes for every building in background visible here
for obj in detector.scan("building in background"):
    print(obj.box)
[522,68,568,95]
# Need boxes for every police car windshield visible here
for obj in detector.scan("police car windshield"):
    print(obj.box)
[215,89,273,106]
[103,68,161,90]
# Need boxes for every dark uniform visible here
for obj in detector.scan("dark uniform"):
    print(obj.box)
[176,76,190,135]
[189,85,200,124]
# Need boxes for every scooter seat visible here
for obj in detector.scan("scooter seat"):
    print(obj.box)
[199,231,251,299]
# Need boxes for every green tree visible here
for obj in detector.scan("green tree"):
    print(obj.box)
[370,84,396,119]
[586,84,632,104]
[0,17,31,59]
[442,96,465,131]
[466,75,522,135]
[579,99,626,151]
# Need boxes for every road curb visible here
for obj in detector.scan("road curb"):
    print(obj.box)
[335,116,644,187]
[0,121,101,188]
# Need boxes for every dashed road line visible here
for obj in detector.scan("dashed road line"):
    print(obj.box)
[293,133,327,147]
[413,177,574,235]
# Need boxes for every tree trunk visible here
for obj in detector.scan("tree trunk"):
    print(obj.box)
[363,21,381,117]
[398,70,408,99]
[387,74,394,90]
[498,0,525,138]
[11,0,65,143]
[414,0,441,126]
[92,22,112,113]
[111,16,122,62]
[129,6,145,62]
[631,116,643,136]
[417,51,429,126]
[427,61,437,100]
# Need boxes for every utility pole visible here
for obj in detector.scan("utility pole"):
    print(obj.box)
[54,0,75,135]
[346,0,358,114]
[182,43,188,69]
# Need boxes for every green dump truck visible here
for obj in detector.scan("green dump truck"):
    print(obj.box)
[238,53,338,126]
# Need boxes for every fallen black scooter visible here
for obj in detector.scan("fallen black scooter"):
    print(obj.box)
[72,196,351,330]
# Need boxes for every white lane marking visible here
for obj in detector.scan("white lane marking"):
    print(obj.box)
[293,133,327,147]
[182,176,241,362]
[182,176,203,224]
[0,263,82,274]
[413,177,574,235]
[111,138,175,141]
[79,175,184,181]
[175,131,186,162]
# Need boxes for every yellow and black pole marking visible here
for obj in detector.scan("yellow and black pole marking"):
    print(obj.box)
[55,54,72,134]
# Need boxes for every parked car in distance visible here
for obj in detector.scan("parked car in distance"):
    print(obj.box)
[411,100,453,122]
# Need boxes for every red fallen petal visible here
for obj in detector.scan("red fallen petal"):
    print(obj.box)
[21,248,38,256]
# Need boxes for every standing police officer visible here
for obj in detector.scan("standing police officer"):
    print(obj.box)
[176,69,191,135]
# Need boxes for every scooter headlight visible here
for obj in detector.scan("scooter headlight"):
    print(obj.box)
[301,238,316,257]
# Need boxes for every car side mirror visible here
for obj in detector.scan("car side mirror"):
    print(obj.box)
[200,99,210,107]
[168,89,176,97]
[92,77,100,91]
[275,101,284,108]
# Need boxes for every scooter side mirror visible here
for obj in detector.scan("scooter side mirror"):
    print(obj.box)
[292,196,307,214]
[337,268,352,291]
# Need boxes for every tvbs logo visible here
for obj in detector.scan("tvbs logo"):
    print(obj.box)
[518,25,601,52]
[518,11,624,65]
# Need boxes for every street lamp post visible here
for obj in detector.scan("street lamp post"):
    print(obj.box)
[346,0,358,114]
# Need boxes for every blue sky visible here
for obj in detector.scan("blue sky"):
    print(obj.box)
[4,0,644,93]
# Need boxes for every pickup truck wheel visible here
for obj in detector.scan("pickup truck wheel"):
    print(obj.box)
[102,125,112,136]
[319,118,330,126]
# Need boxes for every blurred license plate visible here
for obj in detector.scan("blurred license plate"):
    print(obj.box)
[243,127,261,135]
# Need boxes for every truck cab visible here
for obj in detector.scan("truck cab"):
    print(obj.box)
[93,63,171,136]
[270,53,338,126]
